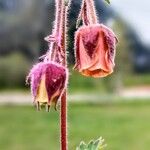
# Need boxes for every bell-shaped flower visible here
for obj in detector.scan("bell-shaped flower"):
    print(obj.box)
[74,24,118,78]
[26,62,68,111]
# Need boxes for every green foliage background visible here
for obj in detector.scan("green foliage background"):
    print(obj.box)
[0,101,150,150]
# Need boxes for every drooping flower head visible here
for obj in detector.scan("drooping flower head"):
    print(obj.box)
[74,24,118,78]
[26,62,68,111]
[26,0,69,111]
[74,0,118,78]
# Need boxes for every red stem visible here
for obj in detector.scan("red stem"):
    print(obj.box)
[60,1,68,150]
[60,91,67,150]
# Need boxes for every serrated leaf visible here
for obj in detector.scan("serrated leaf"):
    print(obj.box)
[79,141,87,150]
[76,137,106,150]
[93,139,100,149]
[105,0,110,4]
[87,140,94,149]
[97,137,107,150]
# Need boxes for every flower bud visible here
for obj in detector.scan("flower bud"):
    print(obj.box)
[27,62,68,110]
[74,24,118,78]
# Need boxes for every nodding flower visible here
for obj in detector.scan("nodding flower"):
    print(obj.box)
[26,62,68,111]
[74,24,118,78]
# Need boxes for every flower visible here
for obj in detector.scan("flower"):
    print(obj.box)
[74,24,118,78]
[26,62,68,111]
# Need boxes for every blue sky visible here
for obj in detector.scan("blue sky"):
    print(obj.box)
[110,0,150,47]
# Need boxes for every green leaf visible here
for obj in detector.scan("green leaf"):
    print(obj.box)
[93,139,100,149]
[104,0,110,4]
[79,141,87,150]
[87,140,94,149]
[97,137,107,150]
[76,137,107,150]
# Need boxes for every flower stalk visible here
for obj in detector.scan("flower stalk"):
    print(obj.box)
[44,0,63,62]
[86,0,98,24]
[58,0,69,149]
[61,91,67,150]
[77,0,98,27]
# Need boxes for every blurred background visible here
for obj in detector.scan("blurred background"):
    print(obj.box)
[0,0,150,149]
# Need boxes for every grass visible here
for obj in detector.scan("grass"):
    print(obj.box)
[123,73,150,87]
[0,101,150,150]
[69,71,150,93]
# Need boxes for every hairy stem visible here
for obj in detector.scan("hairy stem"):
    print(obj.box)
[77,0,90,26]
[46,0,63,61]
[60,91,67,150]
[86,0,98,24]
[55,0,63,35]
[60,1,69,150]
